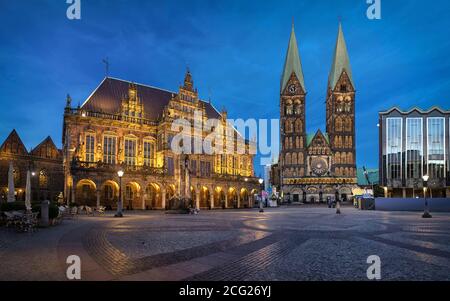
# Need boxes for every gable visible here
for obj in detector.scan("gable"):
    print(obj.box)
[31,137,61,160]
[0,130,28,156]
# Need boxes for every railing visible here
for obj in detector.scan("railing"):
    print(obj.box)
[71,161,166,175]
[212,173,260,184]
[65,108,159,126]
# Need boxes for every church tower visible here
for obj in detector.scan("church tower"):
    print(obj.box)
[280,22,307,183]
[326,23,356,180]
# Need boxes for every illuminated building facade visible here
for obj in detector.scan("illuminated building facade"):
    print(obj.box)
[0,130,64,202]
[379,106,450,198]
[278,23,358,203]
[63,70,259,210]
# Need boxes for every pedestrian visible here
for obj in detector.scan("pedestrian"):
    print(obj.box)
[336,199,341,214]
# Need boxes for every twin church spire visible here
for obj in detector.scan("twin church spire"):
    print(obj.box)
[280,21,353,93]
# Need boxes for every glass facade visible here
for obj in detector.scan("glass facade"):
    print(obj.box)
[427,117,445,179]
[386,118,402,180]
[405,118,423,179]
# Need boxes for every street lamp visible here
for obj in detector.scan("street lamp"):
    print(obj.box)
[115,169,124,217]
[258,178,264,213]
[422,174,432,218]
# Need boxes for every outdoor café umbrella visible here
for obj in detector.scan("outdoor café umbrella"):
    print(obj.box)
[25,170,32,211]
[7,161,15,203]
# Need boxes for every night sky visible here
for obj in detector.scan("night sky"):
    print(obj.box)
[1,0,449,176]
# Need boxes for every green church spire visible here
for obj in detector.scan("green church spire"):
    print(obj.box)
[328,22,354,90]
[281,22,306,93]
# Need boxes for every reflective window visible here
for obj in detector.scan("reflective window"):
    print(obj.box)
[124,138,137,166]
[103,136,117,164]
[85,134,95,162]
[143,140,154,167]
[427,117,445,179]
[386,118,402,179]
[405,118,423,179]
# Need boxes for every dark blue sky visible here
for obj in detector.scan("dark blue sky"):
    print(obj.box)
[1,0,450,176]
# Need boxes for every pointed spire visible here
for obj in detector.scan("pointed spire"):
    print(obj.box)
[183,67,194,92]
[280,21,306,93]
[328,22,354,90]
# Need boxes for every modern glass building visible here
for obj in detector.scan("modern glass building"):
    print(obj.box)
[379,107,449,198]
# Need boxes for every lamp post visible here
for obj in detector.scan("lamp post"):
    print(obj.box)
[422,174,432,218]
[258,178,264,213]
[115,169,124,217]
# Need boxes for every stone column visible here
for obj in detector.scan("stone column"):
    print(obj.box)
[209,188,214,209]
[161,188,166,209]
[195,191,200,209]
[71,186,76,205]
[402,188,406,198]
[96,189,101,208]
[142,193,146,210]
[224,191,228,209]
[237,193,241,208]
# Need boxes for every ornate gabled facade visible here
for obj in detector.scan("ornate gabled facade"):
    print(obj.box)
[279,22,358,203]
[63,70,259,210]
[0,130,64,202]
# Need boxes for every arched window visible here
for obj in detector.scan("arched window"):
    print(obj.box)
[335,117,343,132]
[285,153,291,165]
[39,169,48,189]
[292,153,297,165]
[295,119,302,133]
[335,152,340,164]
[13,168,20,186]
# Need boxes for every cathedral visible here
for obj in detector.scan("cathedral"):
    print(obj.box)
[279,22,358,203]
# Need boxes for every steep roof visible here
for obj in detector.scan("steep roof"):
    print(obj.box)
[0,129,28,156]
[280,23,306,93]
[81,77,221,120]
[30,136,62,159]
[328,23,353,90]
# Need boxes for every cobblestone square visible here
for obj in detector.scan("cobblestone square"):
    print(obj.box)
[1,206,449,281]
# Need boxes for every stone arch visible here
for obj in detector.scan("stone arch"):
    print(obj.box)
[214,186,226,208]
[228,187,238,208]
[199,186,210,208]
[124,181,141,210]
[145,183,162,209]
[166,184,176,202]
[75,179,97,206]
[101,180,119,208]
[240,188,249,208]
